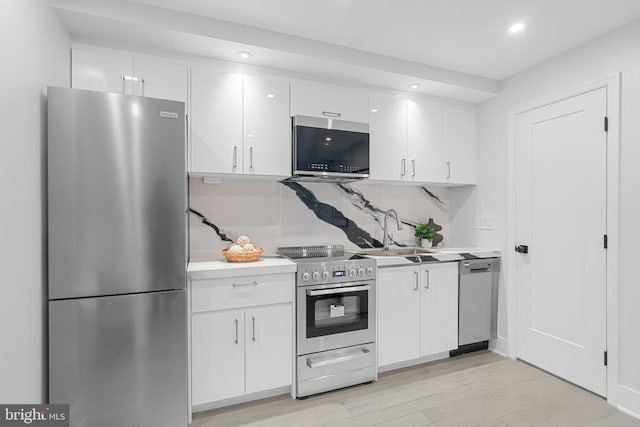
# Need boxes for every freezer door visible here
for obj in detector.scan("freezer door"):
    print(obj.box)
[49,291,187,427]
[48,87,186,299]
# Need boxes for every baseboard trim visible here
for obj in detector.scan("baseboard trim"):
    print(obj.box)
[193,385,292,413]
[617,385,640,420]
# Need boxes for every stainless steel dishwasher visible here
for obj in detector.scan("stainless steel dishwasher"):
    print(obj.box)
[451,258,500,356]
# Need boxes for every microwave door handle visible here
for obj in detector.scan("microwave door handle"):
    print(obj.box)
[307,285,371,296]
[322,111,341,118]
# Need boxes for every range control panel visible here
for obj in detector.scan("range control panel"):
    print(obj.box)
[296,258,377,285]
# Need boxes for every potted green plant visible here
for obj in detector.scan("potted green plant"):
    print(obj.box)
[414,223,436,248]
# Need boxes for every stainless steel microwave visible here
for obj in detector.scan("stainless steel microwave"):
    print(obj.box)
[289,115,369,182]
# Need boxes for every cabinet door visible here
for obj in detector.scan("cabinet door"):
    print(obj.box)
[243,74,291,177]
[290,80,369,123]
[132,55,188,102]
[72,48,134,94]
[190,66,243,174]
[443,106,478,185]
[245,304,293,394]
[420,263,459,356]
[407,99,445,182]
[191,310,245,405]
[377,266,421,366]
[368,93,408,181]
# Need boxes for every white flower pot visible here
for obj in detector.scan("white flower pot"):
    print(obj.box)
[420,239,432,248]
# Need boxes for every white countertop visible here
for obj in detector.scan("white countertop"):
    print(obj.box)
[361,246,501,268]
[188,256,297,280]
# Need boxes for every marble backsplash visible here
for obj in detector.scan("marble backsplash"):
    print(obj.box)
[188,178,450,261]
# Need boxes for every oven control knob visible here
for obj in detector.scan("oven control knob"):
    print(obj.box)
[366,267,373,276]
[312,271,321,281]
[302,272,311,281]
[349,268,356,277]
[322,271,330,280]
[357,268,364,277]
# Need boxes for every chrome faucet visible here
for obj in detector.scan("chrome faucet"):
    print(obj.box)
[382,209,403,250]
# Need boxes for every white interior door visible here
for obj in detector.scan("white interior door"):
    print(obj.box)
[515,87,607,396]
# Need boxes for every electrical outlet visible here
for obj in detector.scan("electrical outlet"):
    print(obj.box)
[474,215,496,230]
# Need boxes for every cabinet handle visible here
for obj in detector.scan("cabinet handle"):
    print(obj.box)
[446,161,451,179]
[249,146,254,169]
[322,111,341,118]
[232,281,258,288]
[252,316,256,341]
[120,75,126,94]
[414,271,419,291]
[424,270,430,289]
[234,319,239,344]
[401,158,406,176]
[411,159,416,177]
[139,77,145,97]
[232,146,238,168]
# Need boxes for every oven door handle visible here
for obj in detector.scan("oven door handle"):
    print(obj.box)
[306,285,370,296]
[306,347,371,368]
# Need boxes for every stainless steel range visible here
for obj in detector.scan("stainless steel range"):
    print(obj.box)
[277,245,377,398]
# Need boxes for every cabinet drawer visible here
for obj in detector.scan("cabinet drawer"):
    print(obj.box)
[191,273,294,312]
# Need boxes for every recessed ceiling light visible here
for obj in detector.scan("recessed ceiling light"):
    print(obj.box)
[266,93,275,99]
[409,83,420,89]
[508,22,525,34]
[325,137,332,141]
[237,51,253,59]
[370,108,379,113]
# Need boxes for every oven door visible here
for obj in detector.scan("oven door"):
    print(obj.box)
[297,281,375,355]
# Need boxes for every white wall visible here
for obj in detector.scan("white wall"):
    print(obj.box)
[0,2,70,403]
[478,18,640,415]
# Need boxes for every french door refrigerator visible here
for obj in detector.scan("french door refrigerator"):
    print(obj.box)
[47,87,187,427]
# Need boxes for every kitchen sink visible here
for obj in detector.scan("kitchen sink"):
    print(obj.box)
[359,247,436,256]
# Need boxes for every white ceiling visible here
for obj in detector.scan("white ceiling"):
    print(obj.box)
[129,0,640,80]
[52,0,640,102]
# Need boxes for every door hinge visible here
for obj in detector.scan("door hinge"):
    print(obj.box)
[604,351,608,366]
[604,234,608,249]
[604,116,609,132]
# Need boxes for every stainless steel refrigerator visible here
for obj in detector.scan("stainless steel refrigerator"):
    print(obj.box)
[47,87,187,427]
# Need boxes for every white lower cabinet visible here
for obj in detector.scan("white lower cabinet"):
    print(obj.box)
[190,273,293,408]
[192,310,245,404]
[377,266,421,365]
[244,305,293,394]
[378,262,458,367]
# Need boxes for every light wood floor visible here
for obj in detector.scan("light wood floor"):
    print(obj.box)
[191,351,640,426]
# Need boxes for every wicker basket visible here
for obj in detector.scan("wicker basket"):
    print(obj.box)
[221,247,264,263]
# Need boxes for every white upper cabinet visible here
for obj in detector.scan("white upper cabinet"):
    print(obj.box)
[408,99,445,182]
[368,93,407,181]
[242,74,291,177]
[132,55,188,102]
[72,47,188,102]
[190,68,291,177]
[369,93,446,183]
[290,80,369,123]
[190,65,243,175]
[442,106,478,185]
[72,48,134,94]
